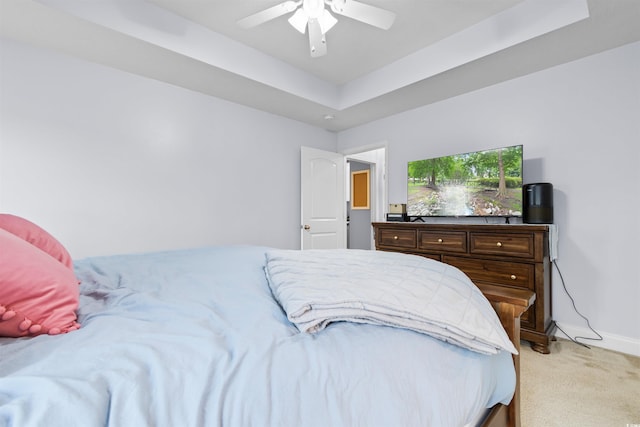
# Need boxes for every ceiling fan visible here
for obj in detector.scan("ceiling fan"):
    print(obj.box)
[237,0,396,58]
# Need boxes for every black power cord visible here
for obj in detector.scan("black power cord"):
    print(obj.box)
[552,259,603,349]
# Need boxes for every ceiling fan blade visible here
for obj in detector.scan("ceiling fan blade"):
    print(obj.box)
[307,19,327,57]
[237,1,300,29]
[330,0,395,30]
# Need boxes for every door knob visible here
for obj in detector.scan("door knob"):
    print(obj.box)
[303,225,311,230]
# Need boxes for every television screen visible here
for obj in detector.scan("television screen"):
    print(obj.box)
[407,145,523,217]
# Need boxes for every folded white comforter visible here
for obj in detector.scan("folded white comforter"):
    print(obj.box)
[265,249,517,355]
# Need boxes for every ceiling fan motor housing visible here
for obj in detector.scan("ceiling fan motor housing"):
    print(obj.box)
[304,0,325,18]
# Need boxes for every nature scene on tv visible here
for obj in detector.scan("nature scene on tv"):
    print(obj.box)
[407,145,523,217]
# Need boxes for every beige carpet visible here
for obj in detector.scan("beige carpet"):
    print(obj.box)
[520,338,640,426]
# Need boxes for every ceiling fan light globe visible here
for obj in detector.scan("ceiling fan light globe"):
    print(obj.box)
[288,8,308,33]
[319,9,337,34]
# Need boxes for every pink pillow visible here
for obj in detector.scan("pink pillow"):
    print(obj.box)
[0,229,80,337]
[0,214,73,269]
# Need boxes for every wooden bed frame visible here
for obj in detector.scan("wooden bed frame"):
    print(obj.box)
[478,283,536,427]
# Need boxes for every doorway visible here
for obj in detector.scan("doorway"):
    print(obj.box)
[345,146,387,250]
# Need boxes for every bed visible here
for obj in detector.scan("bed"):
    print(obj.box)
[0,216,533,427]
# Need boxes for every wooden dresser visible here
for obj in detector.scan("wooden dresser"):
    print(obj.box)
[372,222,556,354]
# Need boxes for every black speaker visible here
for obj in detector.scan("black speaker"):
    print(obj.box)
[523,183,554,224]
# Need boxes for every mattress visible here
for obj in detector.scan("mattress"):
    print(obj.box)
[0,245,515,426]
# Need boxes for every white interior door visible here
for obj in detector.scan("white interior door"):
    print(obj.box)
[301,147,346,250]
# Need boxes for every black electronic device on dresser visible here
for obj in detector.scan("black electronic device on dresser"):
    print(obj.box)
[386,213,408,222]
[372,222,556,354]
[523,183,554,224]
[387,203,409,222]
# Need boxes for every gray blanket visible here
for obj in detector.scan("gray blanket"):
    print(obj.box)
[265,249,517,355]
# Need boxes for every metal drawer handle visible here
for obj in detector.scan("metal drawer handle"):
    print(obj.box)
[510,274,517,280]
[496,242,503,247]
[393,236,399,240]
[437,238,443,243]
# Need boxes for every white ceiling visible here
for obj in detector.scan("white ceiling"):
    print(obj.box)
[149,0,524,85]
[1,0,639,132]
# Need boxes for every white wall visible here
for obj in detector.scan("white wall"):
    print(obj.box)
[0,39,337,258]
[338,42,640,354]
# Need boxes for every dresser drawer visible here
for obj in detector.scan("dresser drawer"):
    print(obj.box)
[443,256,534,290]
[418,231,467,254]
[378,229,417,249]
[469,232,534,259]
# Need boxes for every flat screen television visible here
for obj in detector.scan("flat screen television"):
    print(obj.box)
[407,144,523,218]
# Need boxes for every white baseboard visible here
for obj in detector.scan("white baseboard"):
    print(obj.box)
[554,323,640,357]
